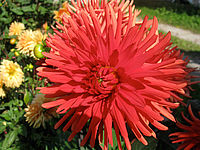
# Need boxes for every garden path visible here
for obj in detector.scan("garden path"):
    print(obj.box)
[158,23,200,45]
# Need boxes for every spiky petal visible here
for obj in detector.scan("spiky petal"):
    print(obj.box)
[169,105,200,150]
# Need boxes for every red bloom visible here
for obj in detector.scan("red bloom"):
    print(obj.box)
[37,0,192,149]
[170,105,200,150]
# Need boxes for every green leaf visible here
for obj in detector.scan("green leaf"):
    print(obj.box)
[131,137,158,150]
[16,0,30,4]
[31,4,37,10]
[0,17,12,24]
[10,8,23,15]
[100,128,121,149]
[2,129,18,149]
[24,89,32,105]
[0,121,6,134]
[17,125,27,137]
[21,6,34,12]
[0,111,11,121]
[38,6,47,14]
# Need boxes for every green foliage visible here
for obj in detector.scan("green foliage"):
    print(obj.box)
[132,137,158,150]
[135,0,200,33]
[0,0,64,33]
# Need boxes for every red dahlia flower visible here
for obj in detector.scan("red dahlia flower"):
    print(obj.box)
[37,0,192,149]
[170,105,200,150]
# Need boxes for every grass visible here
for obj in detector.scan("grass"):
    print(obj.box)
[170,33,200,51]
[134,0,200,34]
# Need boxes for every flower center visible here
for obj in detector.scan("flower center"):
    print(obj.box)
[86,66,119,95]
[8,65,16,76]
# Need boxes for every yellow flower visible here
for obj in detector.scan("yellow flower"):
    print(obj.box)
[16,30,46,58]
[33,30,47,45]
[24,94,57,128]
[9,21,25,36]
[0,60,24,88]
[54,2,70,22]
[0,74,5,98]
[42,22,48,32]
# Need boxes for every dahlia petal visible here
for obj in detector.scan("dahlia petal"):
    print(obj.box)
[42,99,66,109]
[42,52,64,60]
[151,120,168,130]
[137,35,158,56]
[139,105,164,122]
[96,35,108,62]
[68,106,92,141]
[80,103,102,146]
[152,102,175,122]
[131,67,166,77]
[139,16,158,48]
[47,74,71,83]
[59,83,85,93]
[137,118,156,138]
[138,32,171,64]
[176,122,194,131]
[171,138,189,143]
[80,130,91,146]
[128,121,148,145]
[115,10,122,45]
[118,88,145,107]
[183,143,196,150]
[39,84,61,94]
[143,95,179,108]
[113,121,123,150]
[74,28,93,51]
[181,112,193,124]
[63,111,82,132]
[56,99,74,113]
[108,5,117,36]
[177,142,193,150]
[112,105,131,150]
[45,59,65,68]
[125,6,133,34]
[141,85,171,99]
[119,26,138,54]
[44,90,67,98]
[89,5,101,36]
[90,122,100,147]
[132,16,148,44]
[188,105,200,122]
[107,25,116,57]
[37,68,66,78]
[81,11,96,41]
[98,122,104,144]
[160,68,186,75]
[105,5,111,32]
[109,50,119,67]
[54,109,75,129]
[104,113,113,146]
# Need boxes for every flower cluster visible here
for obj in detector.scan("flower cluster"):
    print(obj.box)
[16,30,47,58]
[24,94,57,128]
[8,21,25,36]
[53,1,70,22]
[37,0,193,149]
[0,59,24,97]
[8,22,47,58]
